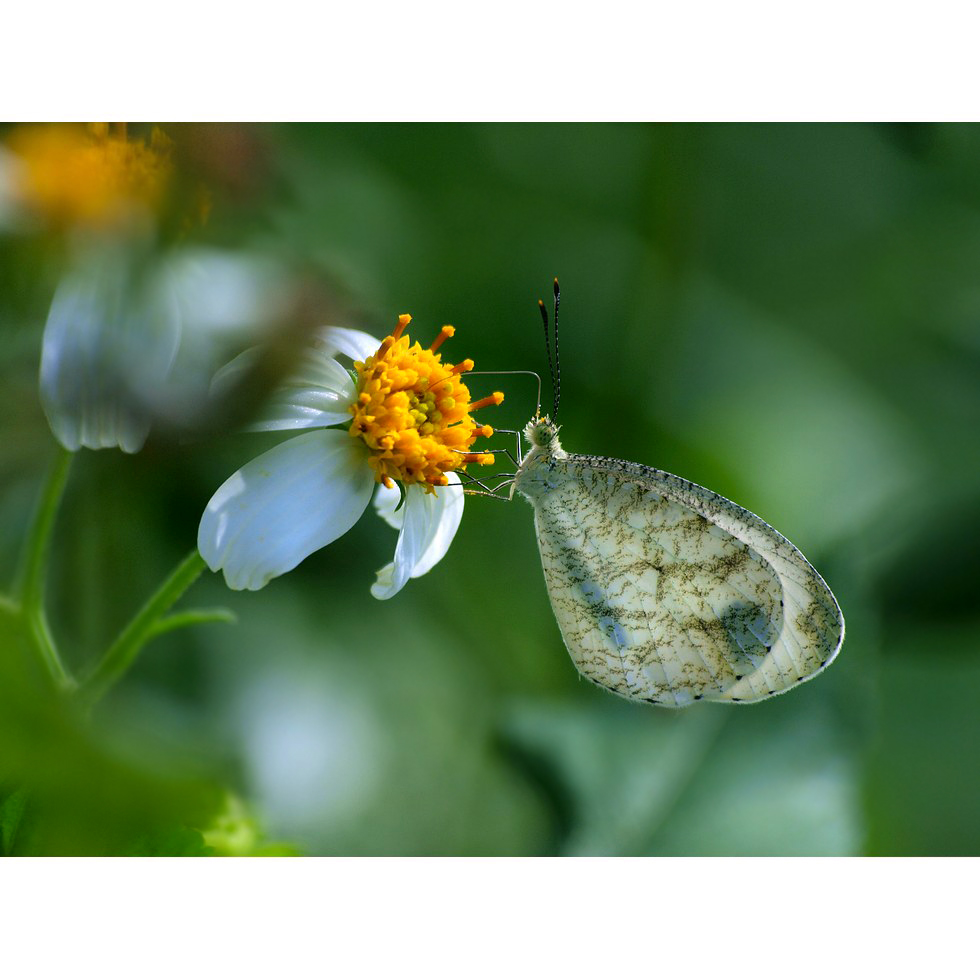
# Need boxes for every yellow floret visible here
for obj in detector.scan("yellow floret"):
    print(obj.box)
[348,315,502,492]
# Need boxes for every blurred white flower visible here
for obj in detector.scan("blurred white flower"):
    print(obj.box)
[198,316,502,596]
[38,245,292,453]
[155,247,295,422]
[39,243,181,453]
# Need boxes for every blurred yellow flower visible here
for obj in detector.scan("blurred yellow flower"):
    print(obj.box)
[6,122,172,230]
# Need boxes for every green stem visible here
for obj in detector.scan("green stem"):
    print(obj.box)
[26,611,72,692]
[78,549,207,710]
[15,446,74,691]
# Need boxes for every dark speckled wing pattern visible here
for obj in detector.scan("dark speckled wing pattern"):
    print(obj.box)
[514,450,844,707]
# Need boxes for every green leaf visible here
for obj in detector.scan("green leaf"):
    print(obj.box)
[147,607,237,639]
[0,788,30,856]
[201,792,302,857]
[128,826,215,857]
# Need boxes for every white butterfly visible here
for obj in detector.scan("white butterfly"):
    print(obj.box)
[495,282,844,707]
[510,414,844,706]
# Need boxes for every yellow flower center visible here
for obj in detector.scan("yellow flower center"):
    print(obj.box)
[7,122,172,229]
[349,314,503,492]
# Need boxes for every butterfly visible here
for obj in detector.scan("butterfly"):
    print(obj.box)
[503,281,844,707]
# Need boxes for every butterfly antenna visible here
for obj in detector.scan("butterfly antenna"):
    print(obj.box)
[552,277,561,421]
[538,295,554,421]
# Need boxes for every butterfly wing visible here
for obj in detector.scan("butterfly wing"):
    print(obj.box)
[523,454,844,706]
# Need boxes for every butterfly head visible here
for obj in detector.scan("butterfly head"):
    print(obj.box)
[511,414,564,500]
[524,414,561,451]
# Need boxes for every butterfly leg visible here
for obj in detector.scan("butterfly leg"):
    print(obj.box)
[457,471,514,500]
[489,428,525,466]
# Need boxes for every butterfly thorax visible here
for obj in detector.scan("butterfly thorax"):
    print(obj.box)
[511,415,568,502]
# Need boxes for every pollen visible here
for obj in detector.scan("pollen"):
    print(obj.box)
[349,316,502,492]
[6,122,173,229]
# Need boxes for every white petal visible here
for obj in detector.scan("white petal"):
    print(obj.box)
[211,345,357,431]
[252,350,356,431]
[209,346,262,400]
[370,474,465,600]
[410,474,465,578]
[39,248,180,453]
[198,429,374,591]
[372,481,404,531]
[154,250,293,423]
[316,326,381,363]
[166,248,289,337]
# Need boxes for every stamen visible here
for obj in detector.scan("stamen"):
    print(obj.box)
[469,392,505,412]
[450,359,475,375]
[430,324,455,352]
[392,314,412,341]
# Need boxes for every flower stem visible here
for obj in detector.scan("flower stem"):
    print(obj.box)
[15,446,74,691]
[78,549,207,710]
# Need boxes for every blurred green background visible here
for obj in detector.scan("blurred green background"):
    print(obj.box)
[1,122,978,855]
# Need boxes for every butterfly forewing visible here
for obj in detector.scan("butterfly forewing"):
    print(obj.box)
[516,449,844,706]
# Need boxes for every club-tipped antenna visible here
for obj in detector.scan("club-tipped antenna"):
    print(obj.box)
[538,278,562,421]
[552,277,561,421]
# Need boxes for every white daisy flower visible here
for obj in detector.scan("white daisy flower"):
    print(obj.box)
[197,315,503,597]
